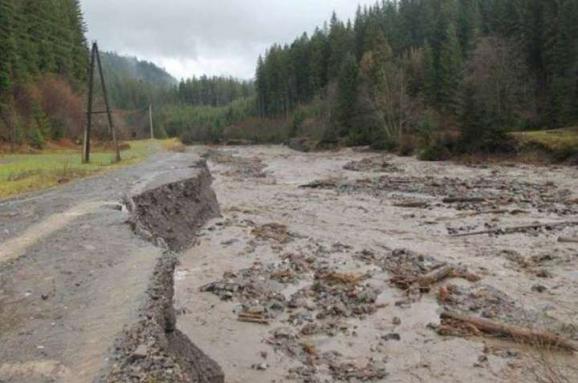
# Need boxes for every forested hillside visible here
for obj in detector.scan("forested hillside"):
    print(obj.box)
[255,0,578,154]
[0,0,88,149]
[155,77,255,143]
[100,52,176,111]
[3,0,576,157]
[0,0,255,150]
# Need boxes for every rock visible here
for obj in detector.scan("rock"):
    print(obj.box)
[392,317,402,326]
[536,269,553,278]
[382,333,401,341]
[531,284,547,293]
[251,362,269,371]
[132,344,148,359]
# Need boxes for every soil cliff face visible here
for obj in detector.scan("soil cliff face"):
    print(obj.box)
[101,160,224,383]
[126,159,221,252]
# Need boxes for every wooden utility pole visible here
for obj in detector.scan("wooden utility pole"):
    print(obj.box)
[149,104,154,140]
[94,43,121,163]
[83,42,121,163]
[83,44,96,163]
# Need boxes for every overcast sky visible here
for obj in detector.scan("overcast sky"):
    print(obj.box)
[81,0,375,80]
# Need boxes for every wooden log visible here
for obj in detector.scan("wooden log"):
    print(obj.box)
[440,311,578,352]
[394,201,430,208]
[417,265,454,287]
[558,236,578,243]
[443,197,486,204]
[452,221,578,238]
[238,313,269,325]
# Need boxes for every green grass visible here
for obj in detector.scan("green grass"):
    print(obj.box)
[0,140,165,199]
[512,127,578,161]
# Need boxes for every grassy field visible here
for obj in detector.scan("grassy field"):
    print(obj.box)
[0,139,171,199]
[512,127,578,162]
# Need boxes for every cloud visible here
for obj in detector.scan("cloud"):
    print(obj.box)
[81,0,375,80]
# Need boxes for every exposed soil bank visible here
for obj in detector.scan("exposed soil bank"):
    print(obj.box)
[101,161,223,382]
[126,159,221,252]
[101,254,224,383]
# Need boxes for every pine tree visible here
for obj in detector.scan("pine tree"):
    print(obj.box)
[327,12,354,81]
[422,43,437,105]
[0,0,16,93]
[255,55,268,117]
[67,0,89,85]
[437,23,463,113]
[332,54,360,139]
[309,27,329,93]
[457,0,480,55]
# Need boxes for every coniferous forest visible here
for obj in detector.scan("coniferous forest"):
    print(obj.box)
[0,0,88,148]
[1,0,578,156]
[255,0,578,154]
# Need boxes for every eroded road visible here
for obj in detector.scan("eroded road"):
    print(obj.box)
[176,146,578,383]
[0,151,213,383]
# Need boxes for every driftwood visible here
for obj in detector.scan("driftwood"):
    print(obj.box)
[558,236,578,243]
[417,265,454,288]
[319,272,364,286]
[440,311,578,352]
[299,179,339,189]
[394,201,430,209]
[393,265,480,291]
[238,312,269,325]
[443,197,486,204]
[452,221,578,238]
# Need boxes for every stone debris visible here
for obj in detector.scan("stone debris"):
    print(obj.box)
[200,263,289,319]
[185,148,578,382]
[327,358,387,382]
[358,248,480,292]
[343,156,401,173]
[203,148,267,178]
[252,223,292,243]
[302,173,577,215]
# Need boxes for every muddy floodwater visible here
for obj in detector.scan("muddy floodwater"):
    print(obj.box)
[175,146,578,383]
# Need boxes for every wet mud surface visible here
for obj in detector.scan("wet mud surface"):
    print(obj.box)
[175,146,578,383]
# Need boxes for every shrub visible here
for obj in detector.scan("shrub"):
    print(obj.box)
[27,127,45,149]
[418,143,451,161]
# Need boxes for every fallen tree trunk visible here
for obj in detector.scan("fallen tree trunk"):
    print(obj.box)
[417,265,454,288]
[238,312,269,325]
[558,236,578,243]
[452,221,578,238]
[440,311,578,352]
[443,197,486,204]
[394,201,430,208]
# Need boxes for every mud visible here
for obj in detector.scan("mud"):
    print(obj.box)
[174,146,578,383]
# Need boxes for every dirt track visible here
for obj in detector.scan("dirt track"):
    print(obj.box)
[0,151,217,383]
[176,146,578,383]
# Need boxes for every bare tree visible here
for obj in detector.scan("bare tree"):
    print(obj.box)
[463,36,535,127]
[360,46,422,146]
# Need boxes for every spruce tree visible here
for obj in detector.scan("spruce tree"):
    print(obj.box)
[0,0,16,93]
[437,23,463,113]
[332,54,359,138]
